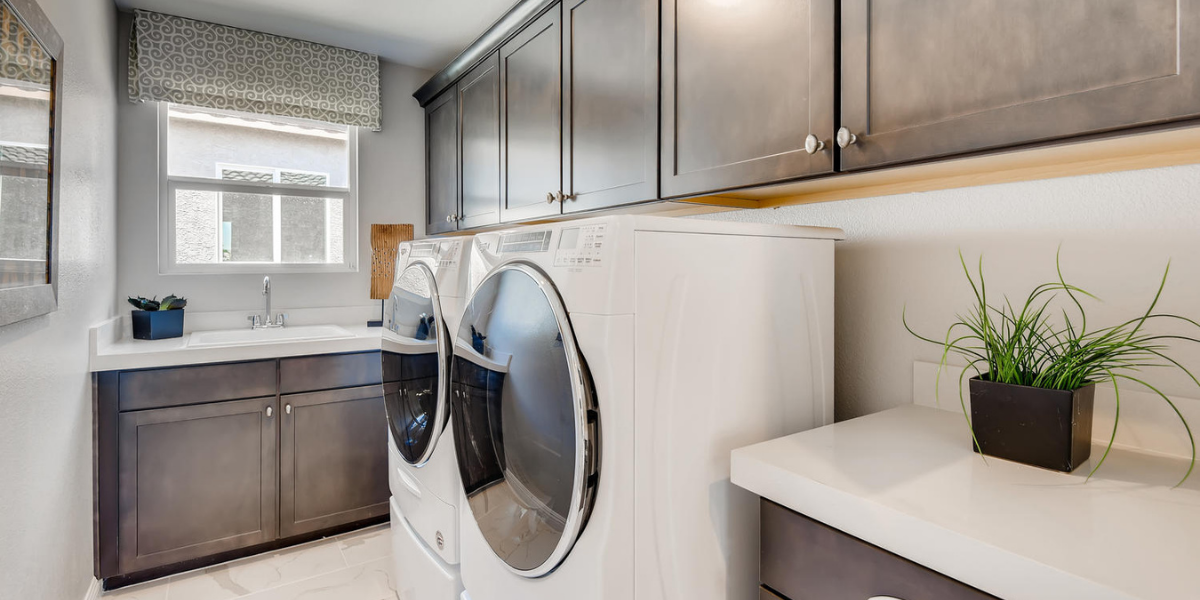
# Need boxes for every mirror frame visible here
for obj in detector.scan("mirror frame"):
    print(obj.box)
[0,0,63,327]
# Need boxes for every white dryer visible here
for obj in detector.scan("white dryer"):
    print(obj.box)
[383,236,473,600]
[448,215,840,600]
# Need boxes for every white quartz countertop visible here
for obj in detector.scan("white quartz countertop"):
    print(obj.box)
[91,323,384,371]
[731,404,1200,600]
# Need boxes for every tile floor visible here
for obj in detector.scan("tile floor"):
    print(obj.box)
[101,524,396,600]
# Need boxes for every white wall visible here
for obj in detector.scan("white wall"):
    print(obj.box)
[701,164,1200,423]
[0,1,118,599]
[116,16,430,313]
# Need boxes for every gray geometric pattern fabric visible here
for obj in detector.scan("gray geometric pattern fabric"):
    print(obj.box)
[1,0,52,86]
[129,9,381,131]
[220,168,274,183]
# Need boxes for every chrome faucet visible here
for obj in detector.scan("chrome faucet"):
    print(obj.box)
[248,275,287,329]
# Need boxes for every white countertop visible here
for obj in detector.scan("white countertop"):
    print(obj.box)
[91,319,385,371]
[731,404,1200,600]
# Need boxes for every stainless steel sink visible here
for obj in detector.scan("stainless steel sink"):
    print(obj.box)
[187,324,355,348]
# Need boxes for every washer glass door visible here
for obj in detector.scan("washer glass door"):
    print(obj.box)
[383,262,451,466]
[450,261,598,577]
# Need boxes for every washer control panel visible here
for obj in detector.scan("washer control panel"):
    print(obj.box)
[554,224,607,268]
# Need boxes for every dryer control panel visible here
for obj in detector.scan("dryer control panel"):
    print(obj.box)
[553,224,607,268]
[411,239,462,268]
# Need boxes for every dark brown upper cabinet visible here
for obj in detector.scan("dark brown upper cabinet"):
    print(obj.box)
[838,0,1200,171]
[660,0,836,199]
[459,53,503,230]
[500,5,565,222]
[562,0,660,212]
[426,89,460,234]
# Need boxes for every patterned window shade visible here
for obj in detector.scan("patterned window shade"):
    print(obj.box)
[128,10,381,131]
[0,0,52,87]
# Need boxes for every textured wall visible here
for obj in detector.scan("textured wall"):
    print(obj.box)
[700,164,1200,422]
[0,0,118,599]
[116,12,430,313]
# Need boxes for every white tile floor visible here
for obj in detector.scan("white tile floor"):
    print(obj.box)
[101,524,396,600]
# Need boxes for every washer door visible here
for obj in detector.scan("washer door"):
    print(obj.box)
[384,262,452,466]
[450,261,599,578]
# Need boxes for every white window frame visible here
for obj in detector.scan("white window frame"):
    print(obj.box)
[157,103,359,275]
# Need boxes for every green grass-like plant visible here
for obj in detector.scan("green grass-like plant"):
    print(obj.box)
[904,250,1197,486]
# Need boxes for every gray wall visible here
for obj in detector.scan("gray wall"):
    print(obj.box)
[701,164,1200,422]
[116,12,430,312]
[0,2,118,600]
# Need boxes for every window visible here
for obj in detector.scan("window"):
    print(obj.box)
[160,104,358,274]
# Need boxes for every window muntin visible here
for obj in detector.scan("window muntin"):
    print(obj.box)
[160,104,357,273]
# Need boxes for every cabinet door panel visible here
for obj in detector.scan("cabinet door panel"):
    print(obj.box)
[841,0,1200,170]
[661,0,835,198]
[118,397,277,574]
[459,53,502,229]
[563,0,659,212]
[500,5,564,222]
[280,385,389,538]
[426,89,460,234]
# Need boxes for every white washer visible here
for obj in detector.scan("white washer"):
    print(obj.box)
[449,215,840,600]
[383,236,473,600]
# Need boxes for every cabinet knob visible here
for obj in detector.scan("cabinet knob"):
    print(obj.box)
[266,406,273,417]
[836,127,858,148]
[285,404,292,415]
[804,134,826,154]
[546,192,556,204]
[445,215,452,223]
[868,597,905,600]
[451,214,459,222]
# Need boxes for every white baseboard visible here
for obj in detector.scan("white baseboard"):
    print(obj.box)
[82,578,101,600]
[913,360,1200,459]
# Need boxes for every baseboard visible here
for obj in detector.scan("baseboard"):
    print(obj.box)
[82,578,101,600]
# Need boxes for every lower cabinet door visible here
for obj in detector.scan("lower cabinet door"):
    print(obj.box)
[280,385,390,538]
[118,396,278,574]
[761,499,998,600]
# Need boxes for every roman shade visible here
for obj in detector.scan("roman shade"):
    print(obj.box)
[1,0,52,86]
[128,10,381,130]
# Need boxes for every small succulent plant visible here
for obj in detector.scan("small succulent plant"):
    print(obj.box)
[128,295,188,311]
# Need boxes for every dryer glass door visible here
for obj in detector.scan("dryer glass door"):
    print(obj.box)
[450,261,598,578]
[383,262,451,466]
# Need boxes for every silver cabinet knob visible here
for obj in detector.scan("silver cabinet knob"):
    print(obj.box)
[546,192,556,204]
[444,215,452,223]
[285,404,292,415]
[804,134,826,154]
[451,214,459,222]
[266,406,273,417]
[836,127,858,148]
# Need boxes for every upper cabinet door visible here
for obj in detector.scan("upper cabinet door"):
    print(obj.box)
[459,53,502,230]
[426,89,460,235]
[500,5,565,222]
[661,0,836,199]
[562,0,659,213]
[840,0,1200,171]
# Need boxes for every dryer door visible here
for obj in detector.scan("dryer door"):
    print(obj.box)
[384,262,452,466]
[450,261,599,578]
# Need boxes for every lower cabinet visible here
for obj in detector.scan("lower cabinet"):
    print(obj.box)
[96,352,388,586]
[117,396,278,574]
[760,499,997,600]
[280,385,390,538]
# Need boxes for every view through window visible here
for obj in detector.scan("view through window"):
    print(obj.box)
[165,104,356,272]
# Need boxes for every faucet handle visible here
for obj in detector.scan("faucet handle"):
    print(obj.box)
[275,313,288,327]
[247,315,262,329]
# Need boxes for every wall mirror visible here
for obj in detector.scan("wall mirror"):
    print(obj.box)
[0,0,62,327]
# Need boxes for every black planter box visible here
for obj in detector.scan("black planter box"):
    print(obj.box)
[968,376,1095,472]
[131,309,185,340]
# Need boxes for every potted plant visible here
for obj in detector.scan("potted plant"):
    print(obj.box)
[128,295,188,340]
[905,251,1196,486]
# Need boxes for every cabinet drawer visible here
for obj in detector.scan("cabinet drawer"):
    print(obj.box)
[279,351,382,394]
[118,360,277,411]
[761,500,997,600]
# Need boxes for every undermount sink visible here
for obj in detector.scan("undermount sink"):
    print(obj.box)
[187,324,355,348]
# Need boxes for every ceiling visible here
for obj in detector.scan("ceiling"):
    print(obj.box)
[114,0,519,71]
